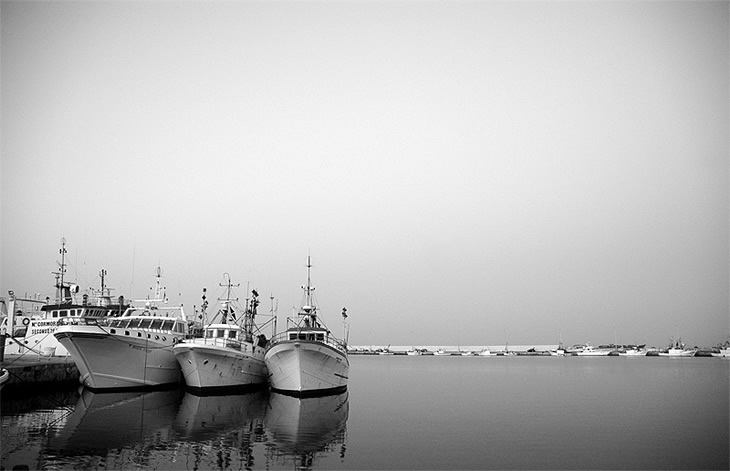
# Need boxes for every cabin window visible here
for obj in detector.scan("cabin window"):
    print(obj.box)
[150,319,163,330]
[289,333,297,340]
[59,310,68,318]
[139,319,152,329]
[229,330,237,339]
[128,319,142,328]
[316,333,324,341]
[118,320,131,329]
[206,330,214,338]
[216,329,225,338]
[162,320,174,331]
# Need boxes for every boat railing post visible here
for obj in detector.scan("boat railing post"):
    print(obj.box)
[0,331,6,362]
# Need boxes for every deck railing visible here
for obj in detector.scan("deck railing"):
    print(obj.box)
[268,328,347,354]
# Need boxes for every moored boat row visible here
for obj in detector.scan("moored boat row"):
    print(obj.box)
[36,248,349,396]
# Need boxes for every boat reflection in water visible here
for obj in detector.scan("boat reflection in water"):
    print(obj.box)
[174,389,268,440]
[265,391,349,470]
[46,388,183,460]
[36,387,347,469]
[172,389,268,469]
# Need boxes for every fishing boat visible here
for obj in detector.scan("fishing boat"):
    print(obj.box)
[712,338,730,358]
[658,337,696,357]
[406,347,422,356]
[568,343,612,356]
[55,266,189,390]
[173,275,271,393]
[264,257,349,396]
[1,239,127,357]
[478,347,497,356]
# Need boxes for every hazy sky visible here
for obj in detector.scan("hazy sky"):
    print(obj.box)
[2,0,728,348]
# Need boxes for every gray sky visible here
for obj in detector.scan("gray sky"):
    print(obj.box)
[2,0,728,348]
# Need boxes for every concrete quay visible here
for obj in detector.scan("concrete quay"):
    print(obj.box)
[1,355,79,391]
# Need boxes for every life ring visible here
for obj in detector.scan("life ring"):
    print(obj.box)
[22,317,30,326]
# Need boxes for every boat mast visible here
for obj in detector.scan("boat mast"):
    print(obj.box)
[53,237,68,304]
[148,266,167,303]
[300,256,319,325]
[304,256,314,310]
[218,273,239,324]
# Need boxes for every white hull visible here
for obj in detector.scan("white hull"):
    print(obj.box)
[3,318,70,356]
[265,340,349,395]
[55,324,184,389]
[659,349,696,357]
[173,340,267,391]
[712,348,730,358]
[619,350,647,357]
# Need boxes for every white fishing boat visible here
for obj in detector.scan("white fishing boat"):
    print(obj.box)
[406,347,422,356]
[1,240,127,357]
[570,343,612,356]
[658,337,696,357]
[711,337,730,358]
[716,347,730,358]
[55,267,188,390]
[619,347,647,357]
[616,344,647,356]
[378,345,395,355]
[433,349,451,356]
[173,275,271,393]
[265,257,349,396]
[478,348,497,356]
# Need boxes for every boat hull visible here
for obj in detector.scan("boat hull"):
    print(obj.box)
[265,340,349,396]
[658,349,696,357]
[173,341,268,392]
[55,325,183,390]
[3,318,70,356]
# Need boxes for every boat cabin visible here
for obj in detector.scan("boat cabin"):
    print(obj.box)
[107,316,186,334]
[42,305,109,319]
[288,328,327,342]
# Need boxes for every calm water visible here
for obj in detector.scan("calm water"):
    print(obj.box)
[2,356,728,470]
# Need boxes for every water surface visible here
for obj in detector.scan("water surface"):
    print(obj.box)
[1,356,727,470]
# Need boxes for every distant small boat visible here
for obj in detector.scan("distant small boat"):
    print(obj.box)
[378,345,395,355]
[406,348,421,356]
[711,337,730,358]
[658,337,696,357]
[619,348,647,357]
[569,343,612,356]
[478,348,497,357]
[433,349,451,356]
